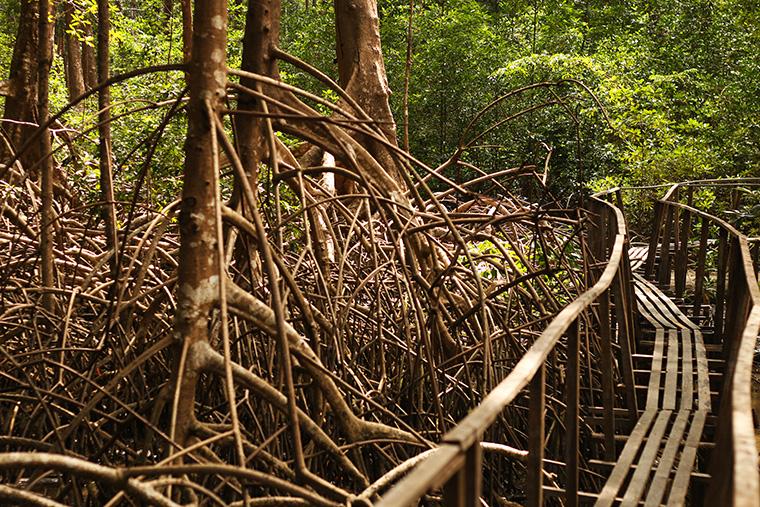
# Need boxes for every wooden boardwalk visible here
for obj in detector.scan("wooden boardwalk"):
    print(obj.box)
[374,180,760,507]
[594,266,713,506]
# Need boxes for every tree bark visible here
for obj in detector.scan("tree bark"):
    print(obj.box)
[98,0,119,279]
[38,0,55,312]
[235,0,280,193]
[64,4,86,102]
[180,0,193,64]
[1,0,40,179]
[82,23,97,89]
[334,0,401,187]
[172,0,228,449]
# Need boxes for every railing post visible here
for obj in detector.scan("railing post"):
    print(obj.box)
[645,201,664,278]
[598,288,616,460]
[565,319,580,507]
[658,204,675,288]
[693,216,709,318]
[592,203,617,460]
[613,269,639,421]
[714,227,728,341]
[527,364,545,507]
[675,194,692,299]
[443,443,482,507]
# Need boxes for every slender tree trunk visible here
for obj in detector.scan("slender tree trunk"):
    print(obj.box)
[402,0,414,152]
[180,0,193,64]
[82,24,97,89]
[236,0,280,192]
[0,0,39,179]
[38,0,55,312]
[64,5,86,102]
[98,0,119,278]
[172,0,227,449]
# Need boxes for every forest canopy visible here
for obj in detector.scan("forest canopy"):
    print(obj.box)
[1,0,757,204]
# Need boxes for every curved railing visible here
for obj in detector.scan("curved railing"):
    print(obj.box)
[374,179,760,506]
[376,195,637,507]
[643,180,760,506]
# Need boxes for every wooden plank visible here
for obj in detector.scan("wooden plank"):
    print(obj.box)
[668,410,708,506]
[657,205,674,288]
[634,285,674,330]
[614,271,639,419]
[680,329,693,410]
[714,228,728,338]
[594,409,658,507]
[633,277,682,330]
[692,216,708,317]
[646,328,666,410]
[693,329,711,412]
[634,274,696,330]
[620,410,672,507]
[644,201,664,278]
[644,409,691,507]
[663,329,679,410]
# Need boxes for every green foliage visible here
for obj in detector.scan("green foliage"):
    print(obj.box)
[2,0,758,211]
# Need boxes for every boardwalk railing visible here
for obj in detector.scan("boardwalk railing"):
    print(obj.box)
[375,179,760,506]
[644,180,760,506]
[376,195,637,507]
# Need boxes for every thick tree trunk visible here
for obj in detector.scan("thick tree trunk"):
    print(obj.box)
[98,0,119,278]
[334,0,401,186]
[172,0,227,449]
[64,5,86,102]
[1,0,40,178]
[38,0,55,312]
[334,0,397,143]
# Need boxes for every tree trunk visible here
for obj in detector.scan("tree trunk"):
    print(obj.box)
[172,0,227,449]
[1,0,39,179]
[82,24,97,89]
[38,0,55,312]
[180,0,193,64]
[334,0,401,187]
[98,0,119,280]
[64,5,86,102]
[236,0,280,192]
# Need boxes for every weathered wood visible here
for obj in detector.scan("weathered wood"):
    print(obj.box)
[594,409,657,507]
[614,270,639,419]
[443,444,482,507]
[527,364,545,507]
[714,227,728,339]
[663,329,679,410]
[674,190,691,298]
[565,319,580,507]
[693,216,709,317]
[644,201,664,278]
[657,205,674,288]
[620,410,671,507]
[644,408,690,506]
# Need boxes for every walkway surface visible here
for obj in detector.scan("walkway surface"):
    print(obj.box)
[595,248,714,506]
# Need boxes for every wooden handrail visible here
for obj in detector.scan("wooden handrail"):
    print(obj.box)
[376,196,630,506]
[643,181,760,506]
